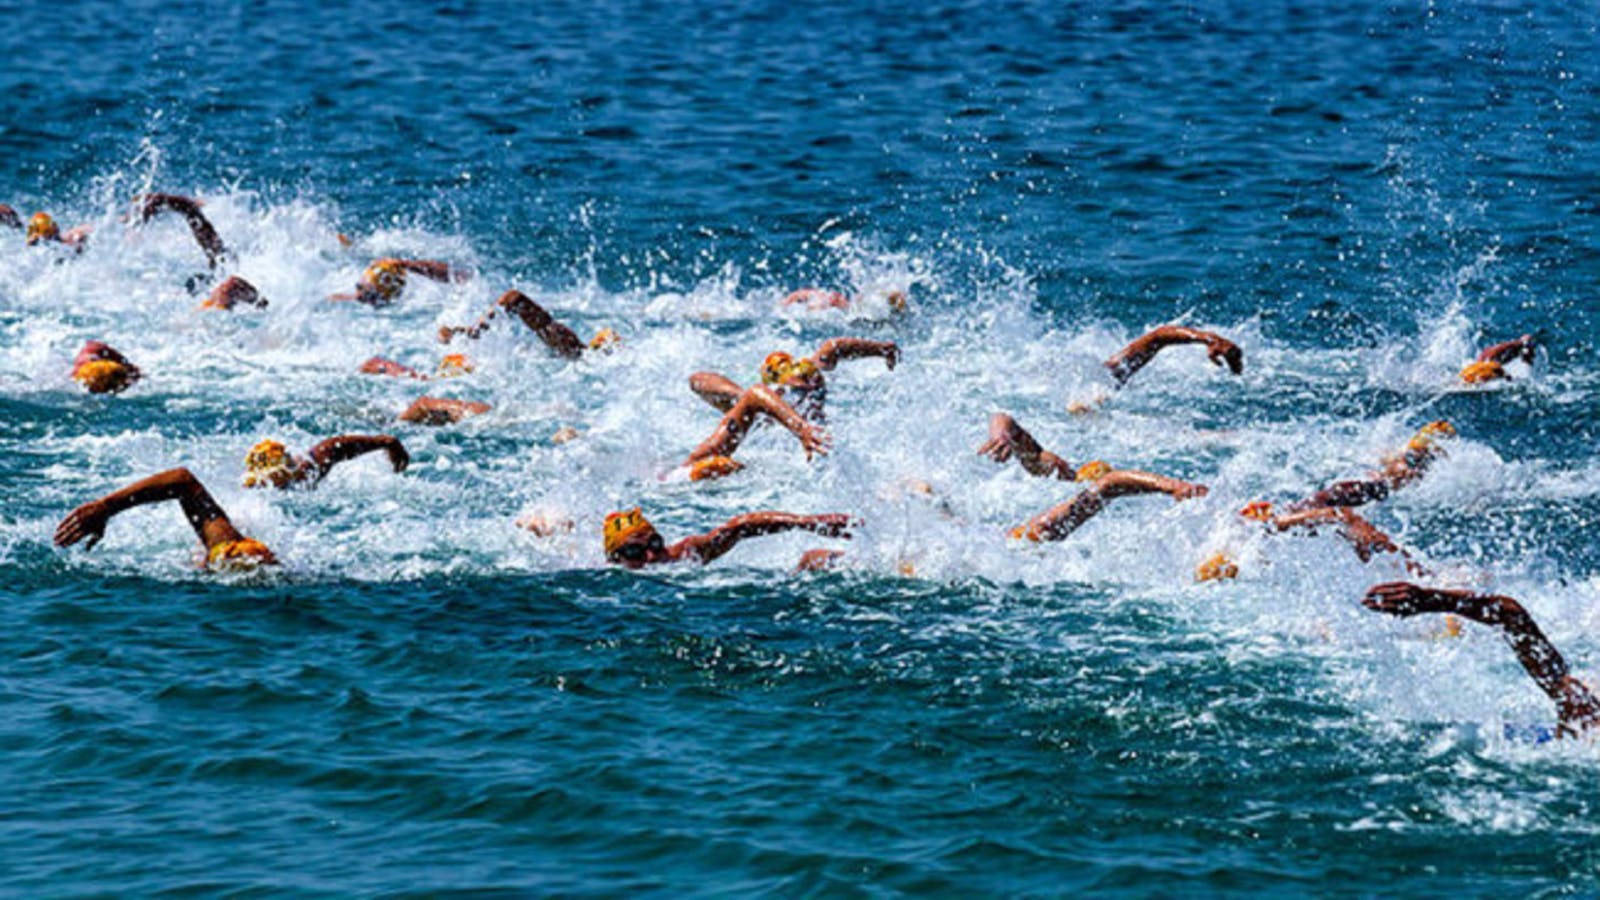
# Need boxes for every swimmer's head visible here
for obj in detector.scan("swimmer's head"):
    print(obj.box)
[1075,460,1113,483]
[243,439,301,489]
[781,358,822,388]
[687,455,745,482]
[1459,360,1508,385]
[72,359,135,394]
[26,212,59,245]
[1408,420,1456,454]
[359,259,407,303]
[603,508,665,568]
[1239,501,1275,522]
[436,354,474,377]
[588,328,621,353]
[205,537,278,572]
[760,352,795,385]
[1195,552,1239,582]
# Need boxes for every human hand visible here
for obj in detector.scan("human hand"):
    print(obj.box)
[55,500,110,550]
[884,343,899,370]
[1206,336,1243,375]
[799,424,833,460]
[385,438,411,472]
[1173,482,1209,500]
[807,514,857,539]
[1361,582,1432,617]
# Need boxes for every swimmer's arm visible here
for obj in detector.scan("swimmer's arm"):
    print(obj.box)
[672,512,853,565]
[1273,507,1399,562]
[1094,470,1208,501]
[359,356,427,379]
[439,307,498,343]
[783,288,848,308]
[811,338,899,371]
[1478,334,1536,366]
[136,193,228,268]
[398,396,490,425]
[0,204,19,230]
[397,259,467,284]
[497,290,585,359]
[54,467,244,552]
[976,412,1073,479]
[1014,491,1108,542]
[689,372,744,413]
[1104,325,1243,386]
[687,385,830,462]
[206,275,268,310]
[306,435,409,482]
[1363,583,1600,734]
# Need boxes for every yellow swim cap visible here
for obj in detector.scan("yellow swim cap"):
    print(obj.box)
[784,358,821,385]
[243,439,298,489]
[72,359,134,394]
[688,455,745,482]
[1195,553,1240,582]
[760,351,795,385]
[1239,501,1275,522]
[26,212,59,244]
[1459,360,1507,384]
[361,259,407,301]
[588,328,621,352]
[603,508,656,558]
[206,537,278,571]
[1075,460,1113,483]
[436,353,474,377]
[1419,420,1456,438]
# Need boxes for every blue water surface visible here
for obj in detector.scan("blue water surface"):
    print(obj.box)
[5,0,1600,894]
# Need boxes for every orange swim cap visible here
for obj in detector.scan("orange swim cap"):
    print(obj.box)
[243,439,300,489]
[26,212,59,245]
[603,508,656,558]
[436,354,475,377]
[760,352,795,385]
[206,537,278,571]
[688,455,745,482]
[1459,360,1507,384]
[588,328,621,352]
[361,260,407,301]
[1008,522,1044,542]
[1195,552,1239,582]
[72,359,135,394]
[1075,460,1113,483]
[1239,501,1275,522]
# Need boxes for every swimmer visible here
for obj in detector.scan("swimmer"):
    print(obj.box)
[25,211,90,250]
[70,341,141,394]
[398,396,491,426]
[202,275,268,311]
[1295,420,1455,510]
[976,413,1075,479]
[359,354,475,380]
[678,384,830,481]
[1105,324,1244,387]
[54,467,277,571]
[438,290,616,359]
[783,287,909,315]
[1241,501,1423,569]
[688,337,898,423]
[330,257,467,306]
[1459,334,1536,384]
[134,193,229,269]
[241,435,409,489]
[1362,582,1600,738]
[603,507,853,569]
[1010,463,1207,542]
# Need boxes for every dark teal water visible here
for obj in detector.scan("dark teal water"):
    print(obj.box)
[5,1,1600,894]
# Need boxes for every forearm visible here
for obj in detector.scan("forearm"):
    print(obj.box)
[1479,336,1534,365]
[401,260,457,283]
[1096,470,1203,500]
[500,291,583,358]
[813,338,895,369]
[308,435,397,475]
[1019,493,1105,542]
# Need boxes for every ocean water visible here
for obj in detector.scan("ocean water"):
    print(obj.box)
[5,0,1600,893]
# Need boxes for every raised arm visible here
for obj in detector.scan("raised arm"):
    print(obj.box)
[496,290,585,359]
[397,259,465,284]
[1104,325,1243,386]
[1478,334,1536,366]
[1271,507,1400,563]
[1363,582,1600,735]
[688,371,745,412]
[136,193,229,268]
[976,412,1073,479]
[203,275,268,311]
[306,435,409,482]
[54,467,245,552]
[811,338,898,371]
[686,385,830,463]
[1093,469,1208,501]
[671,512,852,565]
[1013,470,1205,542]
